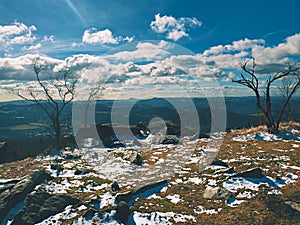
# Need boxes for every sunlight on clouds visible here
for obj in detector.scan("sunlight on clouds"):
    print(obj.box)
[82,28,134,45]
[106,41,173,61]
[150,14,202,41]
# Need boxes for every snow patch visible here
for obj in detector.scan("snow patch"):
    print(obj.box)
[166,194,182,204]
[133,211,195,224]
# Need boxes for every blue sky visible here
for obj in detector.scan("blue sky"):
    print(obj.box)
[0,0,299,101]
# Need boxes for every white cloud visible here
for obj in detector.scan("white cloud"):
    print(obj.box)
[0,54,62,81]
[252,33,300,62]
[42,35,55,43]
[203,38,265,56]
[150,14,202,41]
[0,21,37,45]
[22,43,42,51]
[167,30,188,42]
[123,36,134,43]
[82,28,134,45]
[107,41,173,61]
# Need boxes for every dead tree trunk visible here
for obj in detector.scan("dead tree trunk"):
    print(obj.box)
[233,58,299,134]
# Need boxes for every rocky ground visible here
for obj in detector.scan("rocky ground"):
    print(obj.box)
[0,124,299,225]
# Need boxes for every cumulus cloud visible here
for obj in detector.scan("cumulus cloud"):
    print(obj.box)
[252,33,300,62]
[203,38,265,56]
[82,28,134,45]
[0,54,62,81]
[0,21,37,45]
[22,43,42,51]
[150,14,202,41]
[106,40,173,61]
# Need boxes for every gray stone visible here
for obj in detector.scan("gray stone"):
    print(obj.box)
[11,191,81,225]
[123,150,143,165]
[203,186,233,200]
[115,201,131,224]
[0,170,52,224]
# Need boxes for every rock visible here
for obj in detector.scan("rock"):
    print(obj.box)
[0,142,9,163]
[214,167,235,175]
[64,154,82,160]
[132,139,142,147]
[0,178,20,195]
[115,201,131,224]
[210,158,229,168]
[266,197,300,221]
[11,191,81,225]
[232,167,265,179]
[84,208,97,219]
[285,201,300,212]
[50,164,64,176]
[111,181,120,192]
[115,180,168,204]
[189,132,210,141]
[203,186,233,200]
[74,168,92,175]
[122,150,143,165]
[0,141,8,151]
[0,170,52,224]
[161,135,180,144]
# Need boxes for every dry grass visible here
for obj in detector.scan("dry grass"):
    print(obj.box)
[0,126,299,224]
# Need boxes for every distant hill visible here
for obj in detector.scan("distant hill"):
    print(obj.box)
[0,96,300,141]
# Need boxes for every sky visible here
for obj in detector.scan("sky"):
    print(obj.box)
[0,0,300,101]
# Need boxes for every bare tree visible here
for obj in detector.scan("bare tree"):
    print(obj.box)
[232,58,300,133]
[82,80,104,128]
[15,58,79,147]
[278,76,297,121]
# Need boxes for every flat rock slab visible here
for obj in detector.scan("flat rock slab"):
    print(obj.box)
[232,167,265,179]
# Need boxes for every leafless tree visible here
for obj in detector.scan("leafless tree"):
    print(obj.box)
[15,58,79,147]
[82,80,104,128]
[278,76,297,121]
[232,58,300,133]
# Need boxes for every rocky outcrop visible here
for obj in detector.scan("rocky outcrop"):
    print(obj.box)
[0,170,52,224]
[11,190,81,225]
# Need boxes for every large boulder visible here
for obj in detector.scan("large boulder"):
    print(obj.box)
[203,186,233,200]
[11,191,81,225]
[0,170,52,224]
[232,167,265,179]
[115,201,131,224]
